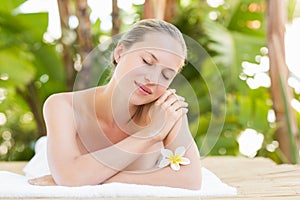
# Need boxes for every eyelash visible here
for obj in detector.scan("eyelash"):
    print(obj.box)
[143,58,152,66]
[143,58,170,80]
[162,73,170,80]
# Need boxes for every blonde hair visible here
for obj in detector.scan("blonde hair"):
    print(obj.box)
[112,19,187,67]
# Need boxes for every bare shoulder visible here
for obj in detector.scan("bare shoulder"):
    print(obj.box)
[43,93,72,111]
[43,93,75,135]
[42,89,96,136]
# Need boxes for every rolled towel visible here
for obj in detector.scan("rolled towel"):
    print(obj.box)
[23,136,50,178]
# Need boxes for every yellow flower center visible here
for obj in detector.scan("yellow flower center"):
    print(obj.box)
[168,154,182,164]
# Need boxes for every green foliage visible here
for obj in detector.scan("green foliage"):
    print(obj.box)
[174,0,293,162]
[0,0,65,160]
[0,48,36,87]
[0,86,37,160]
[288,0,298,21]
[0,0,299,163]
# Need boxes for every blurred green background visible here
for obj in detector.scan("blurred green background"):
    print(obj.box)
[0,0,299,163]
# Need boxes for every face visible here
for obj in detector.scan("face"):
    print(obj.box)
[112,32,185,106]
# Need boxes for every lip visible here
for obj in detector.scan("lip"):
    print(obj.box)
[135,81,152,95]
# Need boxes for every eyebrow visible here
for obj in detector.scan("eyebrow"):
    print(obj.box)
[144,50,177,73]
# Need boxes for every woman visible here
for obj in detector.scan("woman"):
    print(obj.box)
[29,19,202,190]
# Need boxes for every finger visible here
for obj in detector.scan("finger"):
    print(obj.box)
[177,107,188,117]
[28,179,45,186]
[156,89,175,105]
[33,178,56,186]
[164,101,188,118]
[28,177,44,185]
[155,89,175,105]
[164,106,188,123]
[28,179,36,185]
[161,94,179,108]
[172,101,188,111]
[167,94,185,105]
[28,176,55,186]
[176,95,185,102]
[162,93,186,109]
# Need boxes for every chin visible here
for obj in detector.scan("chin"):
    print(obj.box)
[129,99,152,106]
[129,95,156,106]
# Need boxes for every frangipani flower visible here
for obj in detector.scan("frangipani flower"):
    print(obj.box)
[158,146,190,171]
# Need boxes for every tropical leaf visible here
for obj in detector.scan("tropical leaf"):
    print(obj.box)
[203,20,265,93]
[226,0,266,37]
[0,48,36,87]
[0,0,61,161]
[288,0,298,21]
[14,13,48,42]
[0,0,26,12]
[0,12,47,48]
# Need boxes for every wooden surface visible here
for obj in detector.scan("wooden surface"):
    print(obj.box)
[201,156,300,199]
[0,156,300,199]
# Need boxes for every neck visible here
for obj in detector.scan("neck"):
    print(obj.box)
[95,78,138,129]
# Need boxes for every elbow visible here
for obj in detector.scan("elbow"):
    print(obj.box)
[49,164,78,186]
[55,179,75,187]
[51,167,102,186]
[53,173,79,187]
[187,180,202,190]
[174,171,201,190]
[49,159,104,186]
[185,171,202,190]
[181,163,202,190]
[54,175,95,187]
[52,168,89,187]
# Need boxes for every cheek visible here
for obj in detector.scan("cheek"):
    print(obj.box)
[117,62,148,81]
[155,85,167,97]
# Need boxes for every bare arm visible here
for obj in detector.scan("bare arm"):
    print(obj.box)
[31,89,189,187]
[44,94,159,186]
[104,115,202,190]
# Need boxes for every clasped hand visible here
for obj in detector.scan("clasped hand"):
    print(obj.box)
[134,89,188,141]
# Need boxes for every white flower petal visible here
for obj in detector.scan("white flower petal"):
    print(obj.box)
[175,146,186,157]
[158,158,170,168]
[161,148,173,157]
[179,157,190,165]
[170,162,180,171]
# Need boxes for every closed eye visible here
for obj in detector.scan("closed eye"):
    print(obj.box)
[143,58,152,66]
[162,69,175,81]
[162,73,170,80]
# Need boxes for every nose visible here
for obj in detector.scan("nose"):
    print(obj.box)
[144,69,160,84]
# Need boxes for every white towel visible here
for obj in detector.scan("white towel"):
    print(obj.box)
[0,137,237,198]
